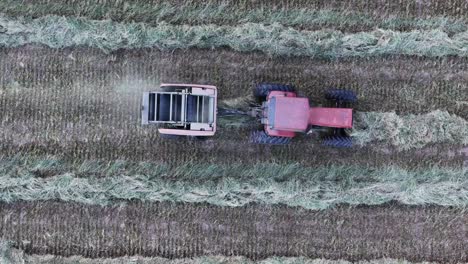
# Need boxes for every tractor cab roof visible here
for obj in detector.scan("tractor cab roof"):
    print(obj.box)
[268,95,310,132]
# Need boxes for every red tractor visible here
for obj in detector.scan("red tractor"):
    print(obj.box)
[141,83,356,147]
[249,83,356,147]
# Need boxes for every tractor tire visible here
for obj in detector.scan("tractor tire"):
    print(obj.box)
[255,83,295,98]
[250,131,291,145]
[189,136,208,141]
[322,136,353,148]
[325,89,357,103]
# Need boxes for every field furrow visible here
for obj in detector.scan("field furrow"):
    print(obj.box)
[0,250,460,264]
[2,0,468,22]
[0,202,466,262]
[2,46,466,117]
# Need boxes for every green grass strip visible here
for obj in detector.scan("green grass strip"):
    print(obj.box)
[0,0,467,33]
[0,156,467,209]
[2,14,468,57]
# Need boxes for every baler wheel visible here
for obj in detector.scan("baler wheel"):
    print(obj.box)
[159,134,183,140]
[250,131,291,145]
[325,89,357,103]
[255,83,295,98]
[322,136,353,148]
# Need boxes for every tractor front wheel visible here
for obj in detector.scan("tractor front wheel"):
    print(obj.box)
[250,131,291,145]
[322,136,353,148]
[255,83,295,98]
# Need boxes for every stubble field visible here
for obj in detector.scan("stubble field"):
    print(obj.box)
[0,0,467,263]
[1,202,467,262]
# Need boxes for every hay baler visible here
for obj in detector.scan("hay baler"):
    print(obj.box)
[142,83,356,147]
[141,83,216,137]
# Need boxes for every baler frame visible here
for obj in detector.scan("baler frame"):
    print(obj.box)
[141,83,217,136]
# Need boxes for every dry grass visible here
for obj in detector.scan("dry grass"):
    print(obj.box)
[0,155,467,209]
[2,15,468,58]
[353,110,468,150]
[1,0,467,33]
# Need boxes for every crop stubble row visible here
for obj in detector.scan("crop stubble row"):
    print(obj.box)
[0,46,466,167]
[1,46,466,116]
[0,201,466,262]
[9,0,468,19]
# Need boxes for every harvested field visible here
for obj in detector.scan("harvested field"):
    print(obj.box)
[1,0,468,262]
[0,202,467,262]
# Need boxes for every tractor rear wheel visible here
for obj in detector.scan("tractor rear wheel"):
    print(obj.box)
[255,83,295,98]
[325,89,357,103]
[250,131,291,145]
[322,136,353,148]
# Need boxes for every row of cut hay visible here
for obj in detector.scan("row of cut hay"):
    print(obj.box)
[0,240,450,264]
[352,110,468,150]
[1,0,467,33]
[2,15,468,57]
[0,155,467,209]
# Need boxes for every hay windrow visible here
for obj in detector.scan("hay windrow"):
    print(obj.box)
[0,156,467,209]
[2,15,468,57]
[1,0,467,33]
[352,110,468,150]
